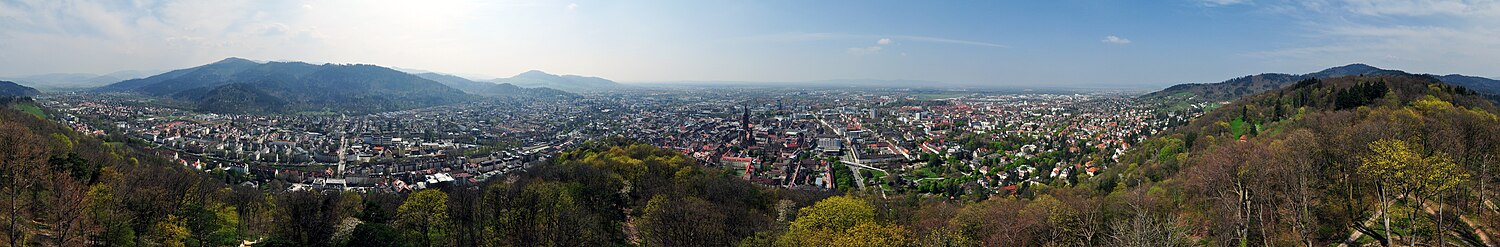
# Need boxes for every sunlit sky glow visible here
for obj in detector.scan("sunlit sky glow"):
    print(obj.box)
[1,0,1497,88]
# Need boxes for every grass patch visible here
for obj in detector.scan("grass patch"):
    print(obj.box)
[10,103,45,118]
[1229,118,1247,137]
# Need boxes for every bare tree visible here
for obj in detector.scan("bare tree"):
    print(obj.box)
[0,122,47,246]
[49,175,92,246]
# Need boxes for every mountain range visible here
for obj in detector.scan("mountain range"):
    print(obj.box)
[488,70,622,92]
[637,78,958,89]
[0,80,40,97]
[413,72,577,99]
[1143,63,1500,102]
[97,58,473,114]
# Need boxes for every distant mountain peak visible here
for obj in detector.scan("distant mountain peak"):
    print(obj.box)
[1310,63,1402,77]
[213,57,256,64]
[491,70,619,93]
[515,70,563,79]
[1335,63,1377,70]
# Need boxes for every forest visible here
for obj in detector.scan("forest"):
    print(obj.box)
[2,74,1498,247]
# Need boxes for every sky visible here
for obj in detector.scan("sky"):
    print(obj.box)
[0,0,1497,88]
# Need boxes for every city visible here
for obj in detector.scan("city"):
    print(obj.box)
[37,87,1202,199]
[2,1,1498,246]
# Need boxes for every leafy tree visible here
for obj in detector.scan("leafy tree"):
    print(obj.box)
[145,215,190,247]
[88,182,137,247]
[185,201,241,246]
[345,223,402,247]
[336,191,364,220]
[396,189,451,247]
[1360,139,1422,245]
[776,196,910,246]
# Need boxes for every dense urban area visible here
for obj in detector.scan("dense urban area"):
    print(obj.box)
[37,88,1197,198]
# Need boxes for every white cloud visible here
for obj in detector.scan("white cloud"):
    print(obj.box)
[1101,35,1131,44]
[877,38,892,45]
[847,46,883,55]
[890,35,1006,47]
[1199,0,1251,6]
[738,32,1007,48]
[1331,0,1499,17]
[0,0,505,76]
[567,3,578,11]
[1240,0,1500,77]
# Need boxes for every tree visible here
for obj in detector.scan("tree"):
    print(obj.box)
[1265,131,1321,247]
[0,122,47,246]
[185,201,240,246]
[639,195,731,246]
[1185,141,1265,246]
[776,196,909,246]
[275,190,342,246]
[917,227,973,247]
[336,191,364,220]
[48,175,92,246]
[1401,149,1467,246]
[145,215,190,247]
[396,189,451,247]
[87,182,137,246]
[345,223,402,247]
[1108,208,1189,247]
[1359,138,1445,246]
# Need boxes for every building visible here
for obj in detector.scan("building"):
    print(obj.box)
[818,138,843,155]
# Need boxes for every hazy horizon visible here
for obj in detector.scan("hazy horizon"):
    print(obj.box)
[2,0,1498,87]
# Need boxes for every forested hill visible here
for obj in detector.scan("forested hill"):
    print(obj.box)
[413,72,580,99]
[1,97,268,246]
[0,80,40,97]
[1113,74,1500,246]
[1141,63,1500,103]
[96,58,473,114]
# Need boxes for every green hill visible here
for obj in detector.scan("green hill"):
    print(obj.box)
[97,58,473,114]
[0,80,40,97]
[1113,74,1500,246]
[1143,64,1500,103]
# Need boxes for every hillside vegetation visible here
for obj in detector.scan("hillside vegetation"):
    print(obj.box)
[1115,74,1500,246]
[1142,64,1500,103]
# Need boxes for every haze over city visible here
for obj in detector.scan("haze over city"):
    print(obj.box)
[3,0,1498,87]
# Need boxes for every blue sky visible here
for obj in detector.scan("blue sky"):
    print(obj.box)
[1,0,1496,88]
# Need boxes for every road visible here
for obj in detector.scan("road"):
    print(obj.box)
[840,160,887,173]
[846,164,867,191]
